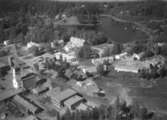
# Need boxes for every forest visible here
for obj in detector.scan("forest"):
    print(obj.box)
[0,0,167,44]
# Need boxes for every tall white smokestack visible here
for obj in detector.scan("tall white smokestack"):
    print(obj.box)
[12,68,19,89]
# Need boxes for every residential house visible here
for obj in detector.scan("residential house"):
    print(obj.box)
[22,73,38,90]
[91,43,114,57]
[54,51,78,65]
[26,41,40,49]
[78,65,97,74]
[91,56,115,66]
[115,52,128,60]
[132,52,144,60]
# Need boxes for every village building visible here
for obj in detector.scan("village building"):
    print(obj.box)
[21,73,38,90]
[54,51,78,65]
[20,53,55,71]
[132,52,145,60]
[12,95,43,114]
[64,95,86,110]
[114,62,139,73]
[26,41,40,49]
[47,88,85,111]
[75,103,89,111]
[91,43,114,57]
[91,56,115,66]
[78,65,97,74]
[115,52,128,60]
[114,55,165,73]
[32,78,51,95]
[64,37,85,52]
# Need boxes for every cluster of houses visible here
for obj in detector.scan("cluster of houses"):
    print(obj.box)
[0,37,101,119]
[0,33,166,120]
[91,43,165,74]
[113,55,165,73]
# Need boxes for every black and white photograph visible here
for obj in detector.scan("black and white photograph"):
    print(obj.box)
[0,0,167,120]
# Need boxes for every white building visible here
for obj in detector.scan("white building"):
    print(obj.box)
[26,41,40,49]
[114,55,165,73]
[114,65,139,73]
[91,52,128,66]
[54,52,78,65]
[78,65,97,74]
[91,56,114,66]
[64,37,85,52]
[115,52,128,60]
[132,52,144,60]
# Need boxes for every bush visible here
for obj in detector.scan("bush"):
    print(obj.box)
[139,63,167,79]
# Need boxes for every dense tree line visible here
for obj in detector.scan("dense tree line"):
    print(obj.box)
[136,0,167,18]
[127,38,167,59]
[139,62,167,80]
[110,0,167,18]
[0,0,111,45]
[1,0,167,44]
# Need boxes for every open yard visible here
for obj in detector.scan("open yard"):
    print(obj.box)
[95,71,167,114]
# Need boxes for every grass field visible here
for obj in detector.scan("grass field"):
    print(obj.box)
[95,71,167,114]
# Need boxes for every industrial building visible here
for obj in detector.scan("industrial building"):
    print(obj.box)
[12,95,43,114]
[47,88,86,110]
[64,95,85,110]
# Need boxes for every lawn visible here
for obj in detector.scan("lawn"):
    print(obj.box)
[95,71,167,114]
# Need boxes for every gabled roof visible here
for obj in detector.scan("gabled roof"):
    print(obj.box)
[64,95,84,108]
[49,88,77,103]
[0,88,24,102]
[13,95,38,113]
[92,43,113,50]
[55,89,77,102]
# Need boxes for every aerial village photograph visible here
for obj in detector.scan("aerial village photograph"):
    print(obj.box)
[1,0,167,120]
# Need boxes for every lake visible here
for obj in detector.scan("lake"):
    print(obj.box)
[99,17,148,43]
